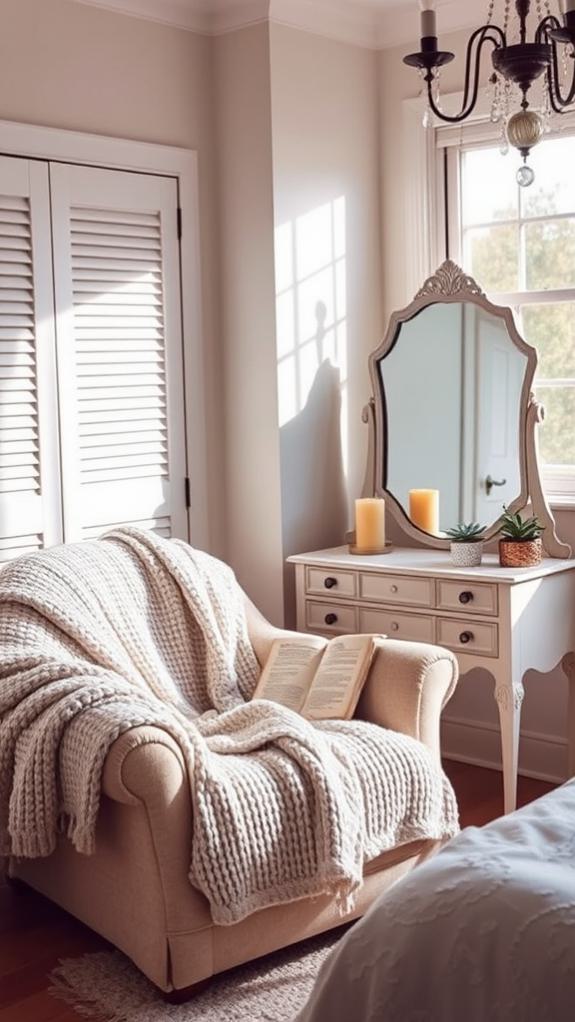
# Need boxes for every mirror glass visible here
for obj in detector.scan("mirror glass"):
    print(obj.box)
[379,302,529,536]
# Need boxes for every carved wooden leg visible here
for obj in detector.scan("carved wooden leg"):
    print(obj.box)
[562,653,575,778]
[494,678,524,815]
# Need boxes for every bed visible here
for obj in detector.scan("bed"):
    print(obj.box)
[298,780,575,1022]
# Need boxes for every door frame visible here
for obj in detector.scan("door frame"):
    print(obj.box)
[0,119,207,548]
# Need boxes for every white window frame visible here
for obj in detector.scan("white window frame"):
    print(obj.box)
[0,119,209,545]
[401,90,575,506]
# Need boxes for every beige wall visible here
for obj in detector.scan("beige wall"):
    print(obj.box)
[270,24,383,625]
[214,24,285,624]
[379,32,575,782]
[0,0,226,555]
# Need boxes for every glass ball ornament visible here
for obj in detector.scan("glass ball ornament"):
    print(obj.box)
[506,110,544,153]
[517,163,535,188]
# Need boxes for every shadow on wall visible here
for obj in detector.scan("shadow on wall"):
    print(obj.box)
[280,312,347,627]
[275,197,349,627]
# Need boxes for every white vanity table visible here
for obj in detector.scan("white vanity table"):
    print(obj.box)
[288,261,575,813]
[289,545,575,814]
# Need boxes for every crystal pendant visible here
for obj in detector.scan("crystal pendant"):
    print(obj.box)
[422,107,432,129]
[517,164,535,188]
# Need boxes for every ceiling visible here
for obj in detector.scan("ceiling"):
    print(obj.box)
[72,0,479,48]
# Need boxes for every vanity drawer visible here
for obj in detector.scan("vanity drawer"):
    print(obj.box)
[359,607,435,644]
[306,601,358,634]
[359,572,434,608]
[436,617,499,658]
[306,567,357,599]
[437,580,498,616]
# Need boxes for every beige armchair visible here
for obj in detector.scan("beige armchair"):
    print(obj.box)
[9,598,458,998]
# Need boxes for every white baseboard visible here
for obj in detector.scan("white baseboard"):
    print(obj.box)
[441,715,568,786]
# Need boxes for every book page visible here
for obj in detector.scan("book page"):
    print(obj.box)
[302,634,380,721]
[252,635,327,713]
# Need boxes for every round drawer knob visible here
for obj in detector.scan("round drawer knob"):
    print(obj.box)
[459,630,474,644]
[390,584,398,594]
[391,621,399,632]
[459,591,474,605]
[324,577,338,590]
[325,613,338,626]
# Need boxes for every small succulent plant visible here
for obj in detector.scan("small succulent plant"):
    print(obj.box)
[500,507,544,542]
[445,522,486,543]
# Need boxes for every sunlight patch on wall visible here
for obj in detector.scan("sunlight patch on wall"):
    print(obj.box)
[275,197,347,462]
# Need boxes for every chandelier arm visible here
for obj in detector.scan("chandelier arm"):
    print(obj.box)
[426,26,506,124]
[536,14,575,111]
[547,36,575,110]
[535,14,562,44]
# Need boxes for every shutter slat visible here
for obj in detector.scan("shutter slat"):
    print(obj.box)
[81,428,167,445]
[76,351,163,365]
[0,534,42,559]
[76,339,163,352]
[78,408,166,426]
[72,234,162,251]
[0,433,38,447]
[80,465,168,483]
[73,293,163,307]
[73,315,164,329]
[0,402,37,416]
[71,207,160,227]
[72,279,162,293]
[71,224,162,241]
[72,256,161,273]
[0,464,39,479]
[82,515,171,539]
[0,379,36,392]
[0,197,29,212]
[0,452,39,467]
[0,353,35,366]
[0,478,39,493]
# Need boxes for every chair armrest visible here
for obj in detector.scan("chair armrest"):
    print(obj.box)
[101,725,212,931]
[102,724,189,806]
[356,640,458,762]
[245,595,302,668]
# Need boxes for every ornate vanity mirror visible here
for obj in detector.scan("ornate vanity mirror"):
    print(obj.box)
[363,260,571,558]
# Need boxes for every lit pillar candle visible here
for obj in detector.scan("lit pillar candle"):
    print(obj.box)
[409,489,439,534]
[420,0,437,38]
[355,498,386,552]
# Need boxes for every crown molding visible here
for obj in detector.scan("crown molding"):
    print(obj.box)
[71,0,479,49]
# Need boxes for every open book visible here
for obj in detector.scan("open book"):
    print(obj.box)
[252,633,384,721]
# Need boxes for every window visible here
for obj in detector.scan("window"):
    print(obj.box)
[445,131,575,501]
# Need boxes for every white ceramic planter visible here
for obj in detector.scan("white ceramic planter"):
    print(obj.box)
[450,541,483,567]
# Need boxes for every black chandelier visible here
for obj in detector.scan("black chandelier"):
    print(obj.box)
[404,0,575,186]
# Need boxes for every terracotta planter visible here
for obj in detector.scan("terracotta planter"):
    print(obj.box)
[450,541,483,567]
[499,537,542,568]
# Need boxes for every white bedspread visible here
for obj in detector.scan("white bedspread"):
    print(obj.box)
[298,780,575,1022]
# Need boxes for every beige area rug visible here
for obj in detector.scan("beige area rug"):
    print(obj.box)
[49,929,345,1022]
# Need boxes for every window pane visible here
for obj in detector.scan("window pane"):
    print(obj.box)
[461,148,517,225]
[535,386,575,466]
[522,304,575,379]
[521,136,575,219]
[465,224,519,292]
[525,219,575,290]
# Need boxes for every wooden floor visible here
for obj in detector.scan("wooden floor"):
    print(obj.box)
[0,761,557,1022]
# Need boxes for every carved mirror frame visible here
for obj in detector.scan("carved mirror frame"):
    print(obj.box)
[361,260,571,558]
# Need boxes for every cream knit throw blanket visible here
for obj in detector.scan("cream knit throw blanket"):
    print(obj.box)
[0,529,458,924]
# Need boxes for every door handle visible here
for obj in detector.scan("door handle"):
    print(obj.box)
[485,474,507,495]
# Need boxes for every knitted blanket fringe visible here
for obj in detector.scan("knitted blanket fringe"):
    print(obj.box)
[0,529,459,924]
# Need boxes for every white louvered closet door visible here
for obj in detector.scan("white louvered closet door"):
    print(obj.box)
[50,164,188,542]
[0,156,62,561]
